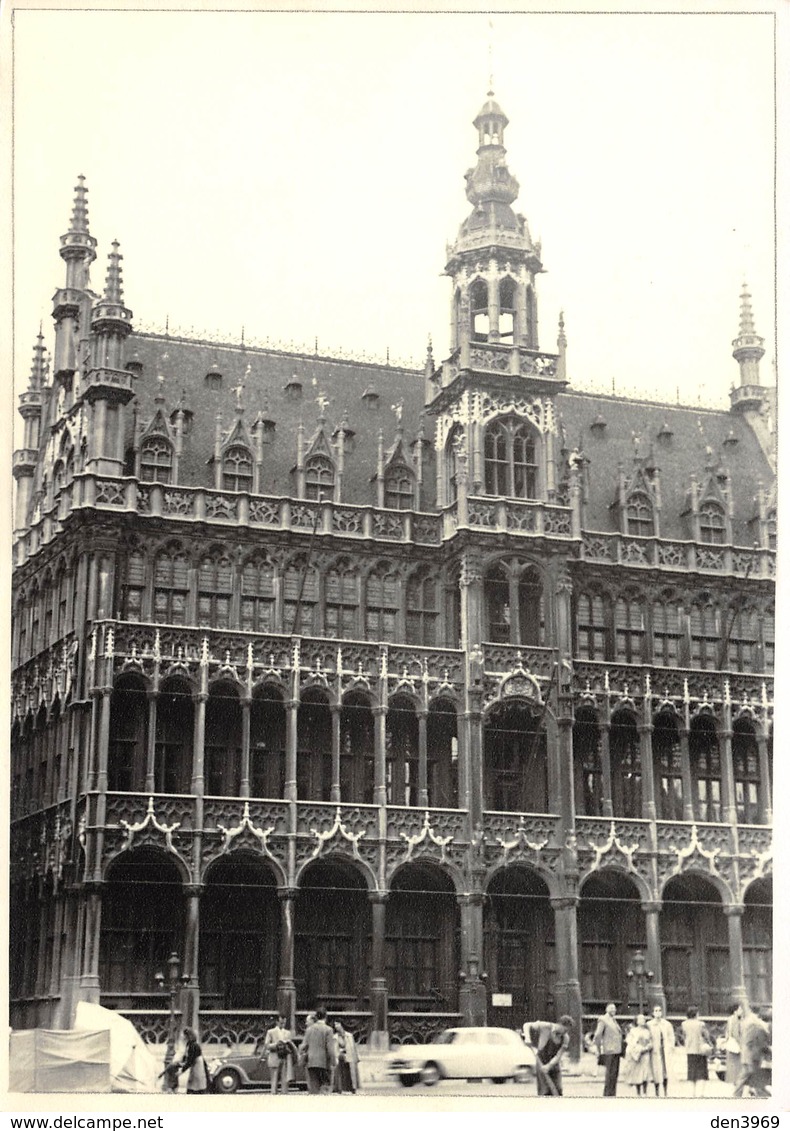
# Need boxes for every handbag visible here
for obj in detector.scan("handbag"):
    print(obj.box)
[699,1040,713,1056]
[724,1036,740,1054]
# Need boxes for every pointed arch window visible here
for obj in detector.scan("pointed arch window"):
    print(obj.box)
[690,601,720,669]
[576,594,608,660]
[610,711,642,818]
[725,606,758,672]
[325,561,359,639]
[140,437,173,484]
[283,556,318,635]
[241,556,275,633]
[384,463,414,510]
[498,277,517,342]
[484,417,539,499]
[652,596,681,666]
[305,454,335,501]
[198,552,234,629]
[153,545,189,625]
[733,720,760,824]
[653,712,684,821]
[485,561,544,646]
[470,278,489,342]
[406,569,439,646]
[222,444,253,493]
[699,501,726,544]
[366,566,399,642]
[615,595,645,663]
[690,716,721,822]
[626,492,653,537]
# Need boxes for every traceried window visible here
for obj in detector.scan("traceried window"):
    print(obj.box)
[615,596,645,663]
[610,711,642,819]
[726,606,758,672]
[690,716,721,822]
[576,594,608,660]
[699,501,726,544]
[653,713,684,821]
[222,445,253,493]
[241,556,275,633]
[653,597,681,666]
[283,557,318,635]
[733,721,760,825]
[485,561,544,646]
[153,546,189,625]
[384,463,414,510]
[690,602,719,669]
[405,570,439,646]
[140,437,173,484]
[197,553,233,629]
[305,455,335,501]
[626,492,653,537]
[484,417,539,500]
[122,549,147,621]
[325,562,359,639]
[366,567,399,642]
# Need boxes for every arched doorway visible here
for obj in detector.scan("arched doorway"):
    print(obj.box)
[200,854,279,1010]
[578,872,645,1013]
[387,865,458,1014]
[743,878,772,1010]
[295,860,369,1012]
[484,701,548,812]
[99,849,184,1009]
[661,874,728,1013]
[484,866,554,1027]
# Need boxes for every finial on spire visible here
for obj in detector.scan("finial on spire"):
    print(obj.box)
[738,282,757,336]
[558,310,567,348]
[70,175,90,234]
[103,240,124,303]
[29,329,48,391]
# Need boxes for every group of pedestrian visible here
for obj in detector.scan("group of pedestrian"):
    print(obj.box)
[590,1000,771,1099]
[265,1007,361,1095]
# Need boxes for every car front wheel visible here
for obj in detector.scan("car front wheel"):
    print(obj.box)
[420,1062,442,1087]
[513,1065,531,1085]
[214,1068,241,1094]
[398,1073,420,1088]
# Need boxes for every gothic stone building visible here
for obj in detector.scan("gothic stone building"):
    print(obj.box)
[11,95,774,1053]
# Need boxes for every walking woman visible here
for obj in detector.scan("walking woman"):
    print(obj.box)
[681,1007,712,1098]
[178,1028,208,1094]
[332,1020,361,1093]
[724,1003,743,1090]
[621,1014,653,1097]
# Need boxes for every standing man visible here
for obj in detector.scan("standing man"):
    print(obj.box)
[733,1005,771,1098]
[299,1006,335,1094]
[594,1002,623,1096]
[647,1004,676,1096]
[263,1014,296,1096]
[525,1015,574,1096]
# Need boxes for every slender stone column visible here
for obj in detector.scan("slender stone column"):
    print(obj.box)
[458,893,487,1027]
[757,732,772,824]
[285,700,298,802]
[550,895,582,1060]
[95,689,112,795]
[191,692,207,796]
[369,892,389,1051]
[467,706,484,826]
[277,888,298,1029]
[79,883,103,1002]
[641,901,666,1011]
[182,885,202,1031]
[600,722,613,817]
[239,698,251,799]
[145,692,158,793]
[373,706,387,806]
[724,903,747,1005]
[679,726,695,822]
[720,704,738,826]
[417,710,428,808]
[639,721,657,821]
[330,705,342,803]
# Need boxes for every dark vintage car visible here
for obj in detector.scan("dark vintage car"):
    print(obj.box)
[208,1040,305,1093]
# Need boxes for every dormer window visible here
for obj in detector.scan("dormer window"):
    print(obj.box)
[205,368,222,391]
[305,454,334,501]
[626,492,653,537]
[484,416,539,499]
[140,437,173,484]
[699,501,725,544]
[384,463,414,510]
[222,444,253,492]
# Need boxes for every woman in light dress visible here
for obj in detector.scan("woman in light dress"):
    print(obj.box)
[620,1014,653,1096]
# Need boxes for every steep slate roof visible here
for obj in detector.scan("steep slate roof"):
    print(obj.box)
[127,331,772,544]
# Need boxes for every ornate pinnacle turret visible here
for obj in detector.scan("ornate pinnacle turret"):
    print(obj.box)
[29,327,47,391]
[103,240,124,303]
[557,311,567,349]
[738,282,757,336]
[91,240,133,349]
[71,174,90,233]
[730,282,766,410]
[59,175,97,276]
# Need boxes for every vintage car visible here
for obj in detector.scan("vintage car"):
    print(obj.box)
[386,1026,535,1087]
[208,1041,305,1093]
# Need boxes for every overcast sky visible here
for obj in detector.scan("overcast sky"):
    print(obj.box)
[11,8,777,411]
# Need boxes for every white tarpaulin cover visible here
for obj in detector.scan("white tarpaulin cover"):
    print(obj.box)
[74,1003,159,1093]
[9,1028,112,1092]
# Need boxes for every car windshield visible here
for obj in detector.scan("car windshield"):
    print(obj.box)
[434,1031,457,1045]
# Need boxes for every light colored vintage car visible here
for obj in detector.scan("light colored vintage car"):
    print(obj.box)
[386,1026,535,1087]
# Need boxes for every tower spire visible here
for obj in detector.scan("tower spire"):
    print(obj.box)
[29,327,48,390]
[103,240,125,304]
[731,282,765,392]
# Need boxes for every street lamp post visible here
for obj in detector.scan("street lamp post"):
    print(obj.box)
[627,949,654,1015]
[155,951,190,1073]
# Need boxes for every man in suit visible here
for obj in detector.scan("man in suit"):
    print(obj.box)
[299,1006,336,1094]
[594,1002,624,1096]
